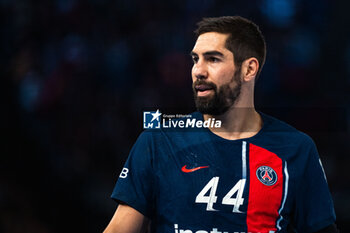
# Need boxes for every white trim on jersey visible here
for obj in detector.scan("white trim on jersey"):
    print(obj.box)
[242,141,247,179]
[319,158,328,183]
[277,161,289,231]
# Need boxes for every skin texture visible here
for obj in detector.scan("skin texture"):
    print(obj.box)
[103,204,149,233]
[191,32,238,100]
[192,33,242,116]
[191,32,262,140]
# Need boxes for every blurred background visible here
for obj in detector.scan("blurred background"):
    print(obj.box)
[1,0,350,232]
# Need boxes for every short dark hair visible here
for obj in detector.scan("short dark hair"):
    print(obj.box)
[194,16,266,78]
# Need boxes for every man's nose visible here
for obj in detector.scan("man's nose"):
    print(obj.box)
[192,61,208,80]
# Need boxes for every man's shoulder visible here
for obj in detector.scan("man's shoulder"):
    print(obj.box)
[260,112,315,147]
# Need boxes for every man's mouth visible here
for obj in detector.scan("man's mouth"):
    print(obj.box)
[195,84,214,96]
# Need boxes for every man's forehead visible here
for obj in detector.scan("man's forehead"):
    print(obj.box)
[192,32,230,54]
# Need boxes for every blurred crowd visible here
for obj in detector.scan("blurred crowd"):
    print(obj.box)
[1,0,350,232]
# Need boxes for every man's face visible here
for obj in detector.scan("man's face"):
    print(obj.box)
[191,32,242,115]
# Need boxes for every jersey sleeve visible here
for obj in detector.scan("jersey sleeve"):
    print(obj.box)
[111,131,156,218]
[293,137,336,233]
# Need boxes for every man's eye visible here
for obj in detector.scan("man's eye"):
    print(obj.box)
[192,57,199,63]
[209,57,220,62]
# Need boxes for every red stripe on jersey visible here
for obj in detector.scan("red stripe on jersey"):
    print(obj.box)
[247,143,283,233]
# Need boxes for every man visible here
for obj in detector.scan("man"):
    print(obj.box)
[104,16,337,233]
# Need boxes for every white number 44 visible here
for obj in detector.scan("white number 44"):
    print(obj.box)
[195,177,246,213]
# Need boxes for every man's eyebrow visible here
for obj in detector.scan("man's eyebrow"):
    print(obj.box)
[190,51,224,57]
[203,51,224,57]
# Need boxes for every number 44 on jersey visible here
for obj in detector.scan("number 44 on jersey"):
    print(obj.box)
[195,177,246,213]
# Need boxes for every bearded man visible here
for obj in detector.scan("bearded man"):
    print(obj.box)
[104,16,338,233]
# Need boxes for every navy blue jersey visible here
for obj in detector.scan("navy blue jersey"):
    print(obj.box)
[111,112,336,233]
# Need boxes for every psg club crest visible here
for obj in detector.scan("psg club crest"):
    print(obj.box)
[256,166,278,186]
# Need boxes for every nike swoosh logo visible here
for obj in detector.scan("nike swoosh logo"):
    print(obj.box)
[181,165,209,173]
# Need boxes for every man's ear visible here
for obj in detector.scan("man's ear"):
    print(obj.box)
[241,57,259,82]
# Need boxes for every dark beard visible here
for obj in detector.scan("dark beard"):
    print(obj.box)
[193,71,242,116]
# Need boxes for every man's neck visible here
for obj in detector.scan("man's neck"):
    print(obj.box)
[203,107,262,140]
